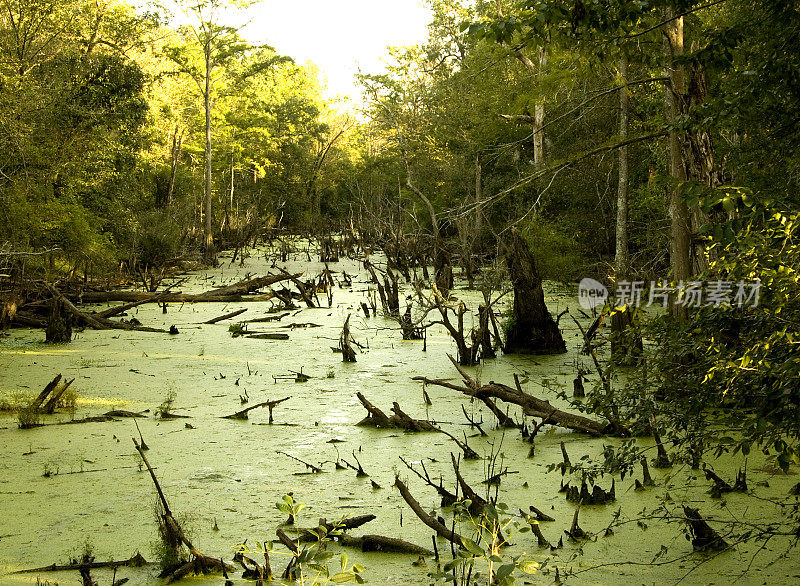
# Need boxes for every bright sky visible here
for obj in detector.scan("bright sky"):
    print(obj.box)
[248,1,430,102]
[149,0,431,103]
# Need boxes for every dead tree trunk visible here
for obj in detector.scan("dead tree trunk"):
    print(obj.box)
[46,296,72,343]
[610,306,643,366]
[477,302,496,359]
[683,506,729,551]
[503,229,566,354]
[340,314,357,362]
[132,439,231,581]
[394,476,463,546]
[413,356,623,436]
[435,300,479,366]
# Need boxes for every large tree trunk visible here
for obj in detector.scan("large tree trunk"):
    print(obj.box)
[664,10,691,319]
[46,297,72,343]
[686,41,722,274]
[503,229,566,354]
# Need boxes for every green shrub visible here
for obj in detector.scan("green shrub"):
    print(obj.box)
[133,210,183,269]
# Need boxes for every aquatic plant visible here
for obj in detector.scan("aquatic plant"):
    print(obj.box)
[156,390,177,419]
[17,405,40,429]
[236,494,366,584]
[431,500,538,586]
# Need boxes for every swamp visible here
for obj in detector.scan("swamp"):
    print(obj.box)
[2,0,800,584]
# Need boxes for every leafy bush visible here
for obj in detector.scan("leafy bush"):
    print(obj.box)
[133,210,184,269]
[610,191,800,470]
[17,406,41,429]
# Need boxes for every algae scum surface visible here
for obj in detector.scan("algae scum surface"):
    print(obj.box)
[1,246,798,584]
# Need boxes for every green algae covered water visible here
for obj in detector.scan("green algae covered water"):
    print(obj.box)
[1,244,798,585]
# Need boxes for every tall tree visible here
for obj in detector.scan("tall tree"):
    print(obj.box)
[164,0,266,264]
[615,56,629,280]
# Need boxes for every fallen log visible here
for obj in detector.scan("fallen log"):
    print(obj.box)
[46,287,171,333]
[480,395,518,429]
[394,476,463,546]
[204,308,247,324]
[104,410,147,418]
[96,278,188,319]
[277,450,322,473]
[356,394,479,459]
[297,515,377,542]
[246,333,290,340]
[355,392,393,427]
[81,291,273,303]
[390,402,438,432]
[195,272,302,300]
[13,552,149,574]
[248,312,290,323]
[412,355,620,436]
[132,439,232,582]
[9,311,47,328]
[222,397,290,422]
[337,534,434,556]
[276,267,316,308]
[76,273,300,304]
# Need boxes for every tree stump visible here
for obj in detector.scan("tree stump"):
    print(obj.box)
[46,297,72,343]
[610,305,643,365]
[503,229,566,354]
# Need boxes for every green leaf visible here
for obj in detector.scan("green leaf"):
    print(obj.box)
[495,563,515,581]
[461,537,484,556]
[722,196,736,213]
[518,559,539,574]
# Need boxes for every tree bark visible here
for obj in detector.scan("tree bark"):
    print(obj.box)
[203,41,216,265]
[615,56,630,280]
[664,9,691,319]
[503,229,566,354]
[46,296,72,343]
[686,40,721,274]
[496,1,546,164]
[165,124,183,209]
